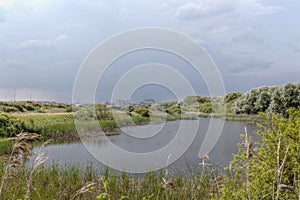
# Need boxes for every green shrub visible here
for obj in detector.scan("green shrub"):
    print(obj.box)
[0,106,19,113]
[132,115,150,124]
[199,103,213,113]
[132,106,150,118]
[99,120,118,131]
[23,103,35,111]
[0,113,25,137]
[166,106,181,115]
[222,108,300,199]
[225,92,242,103]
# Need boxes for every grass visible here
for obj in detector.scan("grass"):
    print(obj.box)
[1,109,298,199]
[198,113,266,123]
[0,132,226,199]
[0,139,13,156]
[0,162,225,200]
[13,114,118,138]
[12,114,153,139]
[1,109,266,139]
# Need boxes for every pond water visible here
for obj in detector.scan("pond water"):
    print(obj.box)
[31,118,257,173]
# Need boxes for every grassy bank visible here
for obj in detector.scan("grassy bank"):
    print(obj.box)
[0,162,223,200]
[198,113,266,123]
[0,109,299,199]
[0,111,265,139]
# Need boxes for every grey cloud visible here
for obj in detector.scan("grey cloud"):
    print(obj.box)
[289,44,300,53]
[77,0,105,7]
[0,9,4,22]
[19,39,52,49]
[0,0,297,102]
[168,0,283,21]
[230,50,254,56]
[19,34,67,50]
[0,60,26,70]
[175,1,236,20]
[231,30,263,44]
[227,60,274,74]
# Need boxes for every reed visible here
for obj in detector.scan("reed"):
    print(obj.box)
[0,134,224,199]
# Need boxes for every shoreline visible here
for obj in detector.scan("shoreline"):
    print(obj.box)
[0,112,265,141]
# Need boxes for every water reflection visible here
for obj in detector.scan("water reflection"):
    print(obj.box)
[31,118,257,172]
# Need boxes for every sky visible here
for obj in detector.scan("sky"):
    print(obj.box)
[0,0,299,103]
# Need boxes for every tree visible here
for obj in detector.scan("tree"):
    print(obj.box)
[254,89,272,112]
[282,83,299,110]
[269,87,284,115]
[225,92,242,103]
[233,83,300,115]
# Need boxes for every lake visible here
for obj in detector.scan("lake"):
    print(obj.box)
[31,118,257,173]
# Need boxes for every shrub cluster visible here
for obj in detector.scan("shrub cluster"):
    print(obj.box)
[233,83,300,116]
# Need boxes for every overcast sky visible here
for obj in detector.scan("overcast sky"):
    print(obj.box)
[0,0,299,103]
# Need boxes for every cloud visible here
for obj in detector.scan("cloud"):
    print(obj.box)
[19,34,67,50]
[166,0,283,20]
[0,0,297,102]
[0,7,4,22]
[0,59,26,70]
[77,0,104,7]
[227,60,274,74]
[231,29,263,44]
[174,1,236,19]
[289,44,300,53]
[19,39,52,49]
[0,0,67,11]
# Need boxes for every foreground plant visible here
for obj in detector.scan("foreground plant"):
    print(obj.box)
[0,132,40,197]
[0,132,53,199]
[222,108,300,199]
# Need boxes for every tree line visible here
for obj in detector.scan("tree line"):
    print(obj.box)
[232,83,300,116]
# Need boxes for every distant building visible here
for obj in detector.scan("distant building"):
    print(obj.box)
[100,101,110,105]
[99,101,112,108]
[142,98,156,105]
[114,99,129,107]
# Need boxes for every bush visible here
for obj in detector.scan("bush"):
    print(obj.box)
[0,106,19,113]
[23,103,35,111]
[166,106,181,115]
[233,83,300,115]
[199,103,213,113]
[0,113,25,137]
[131,106,150,118]
[222,108,300,199]
[74,108,97,121]
[225,92,242,103]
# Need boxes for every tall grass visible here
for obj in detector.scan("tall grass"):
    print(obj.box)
[0,132,226,199]
[0,139,13,156]
[0,163,225,200]
[2,110,265,139]
[198,113,266,123]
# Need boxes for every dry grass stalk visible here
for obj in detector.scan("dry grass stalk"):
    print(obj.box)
[0,132,51,200]
[70,182,96,200]
[24,139,53,200]
[161,153,175,189]
[16,132,40,141]
[244,127,252,200]
[0,132,40,198]
[24,151,48,200]
[275,143,291,200]
[201,155,210,168]
[161,177,175,189]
